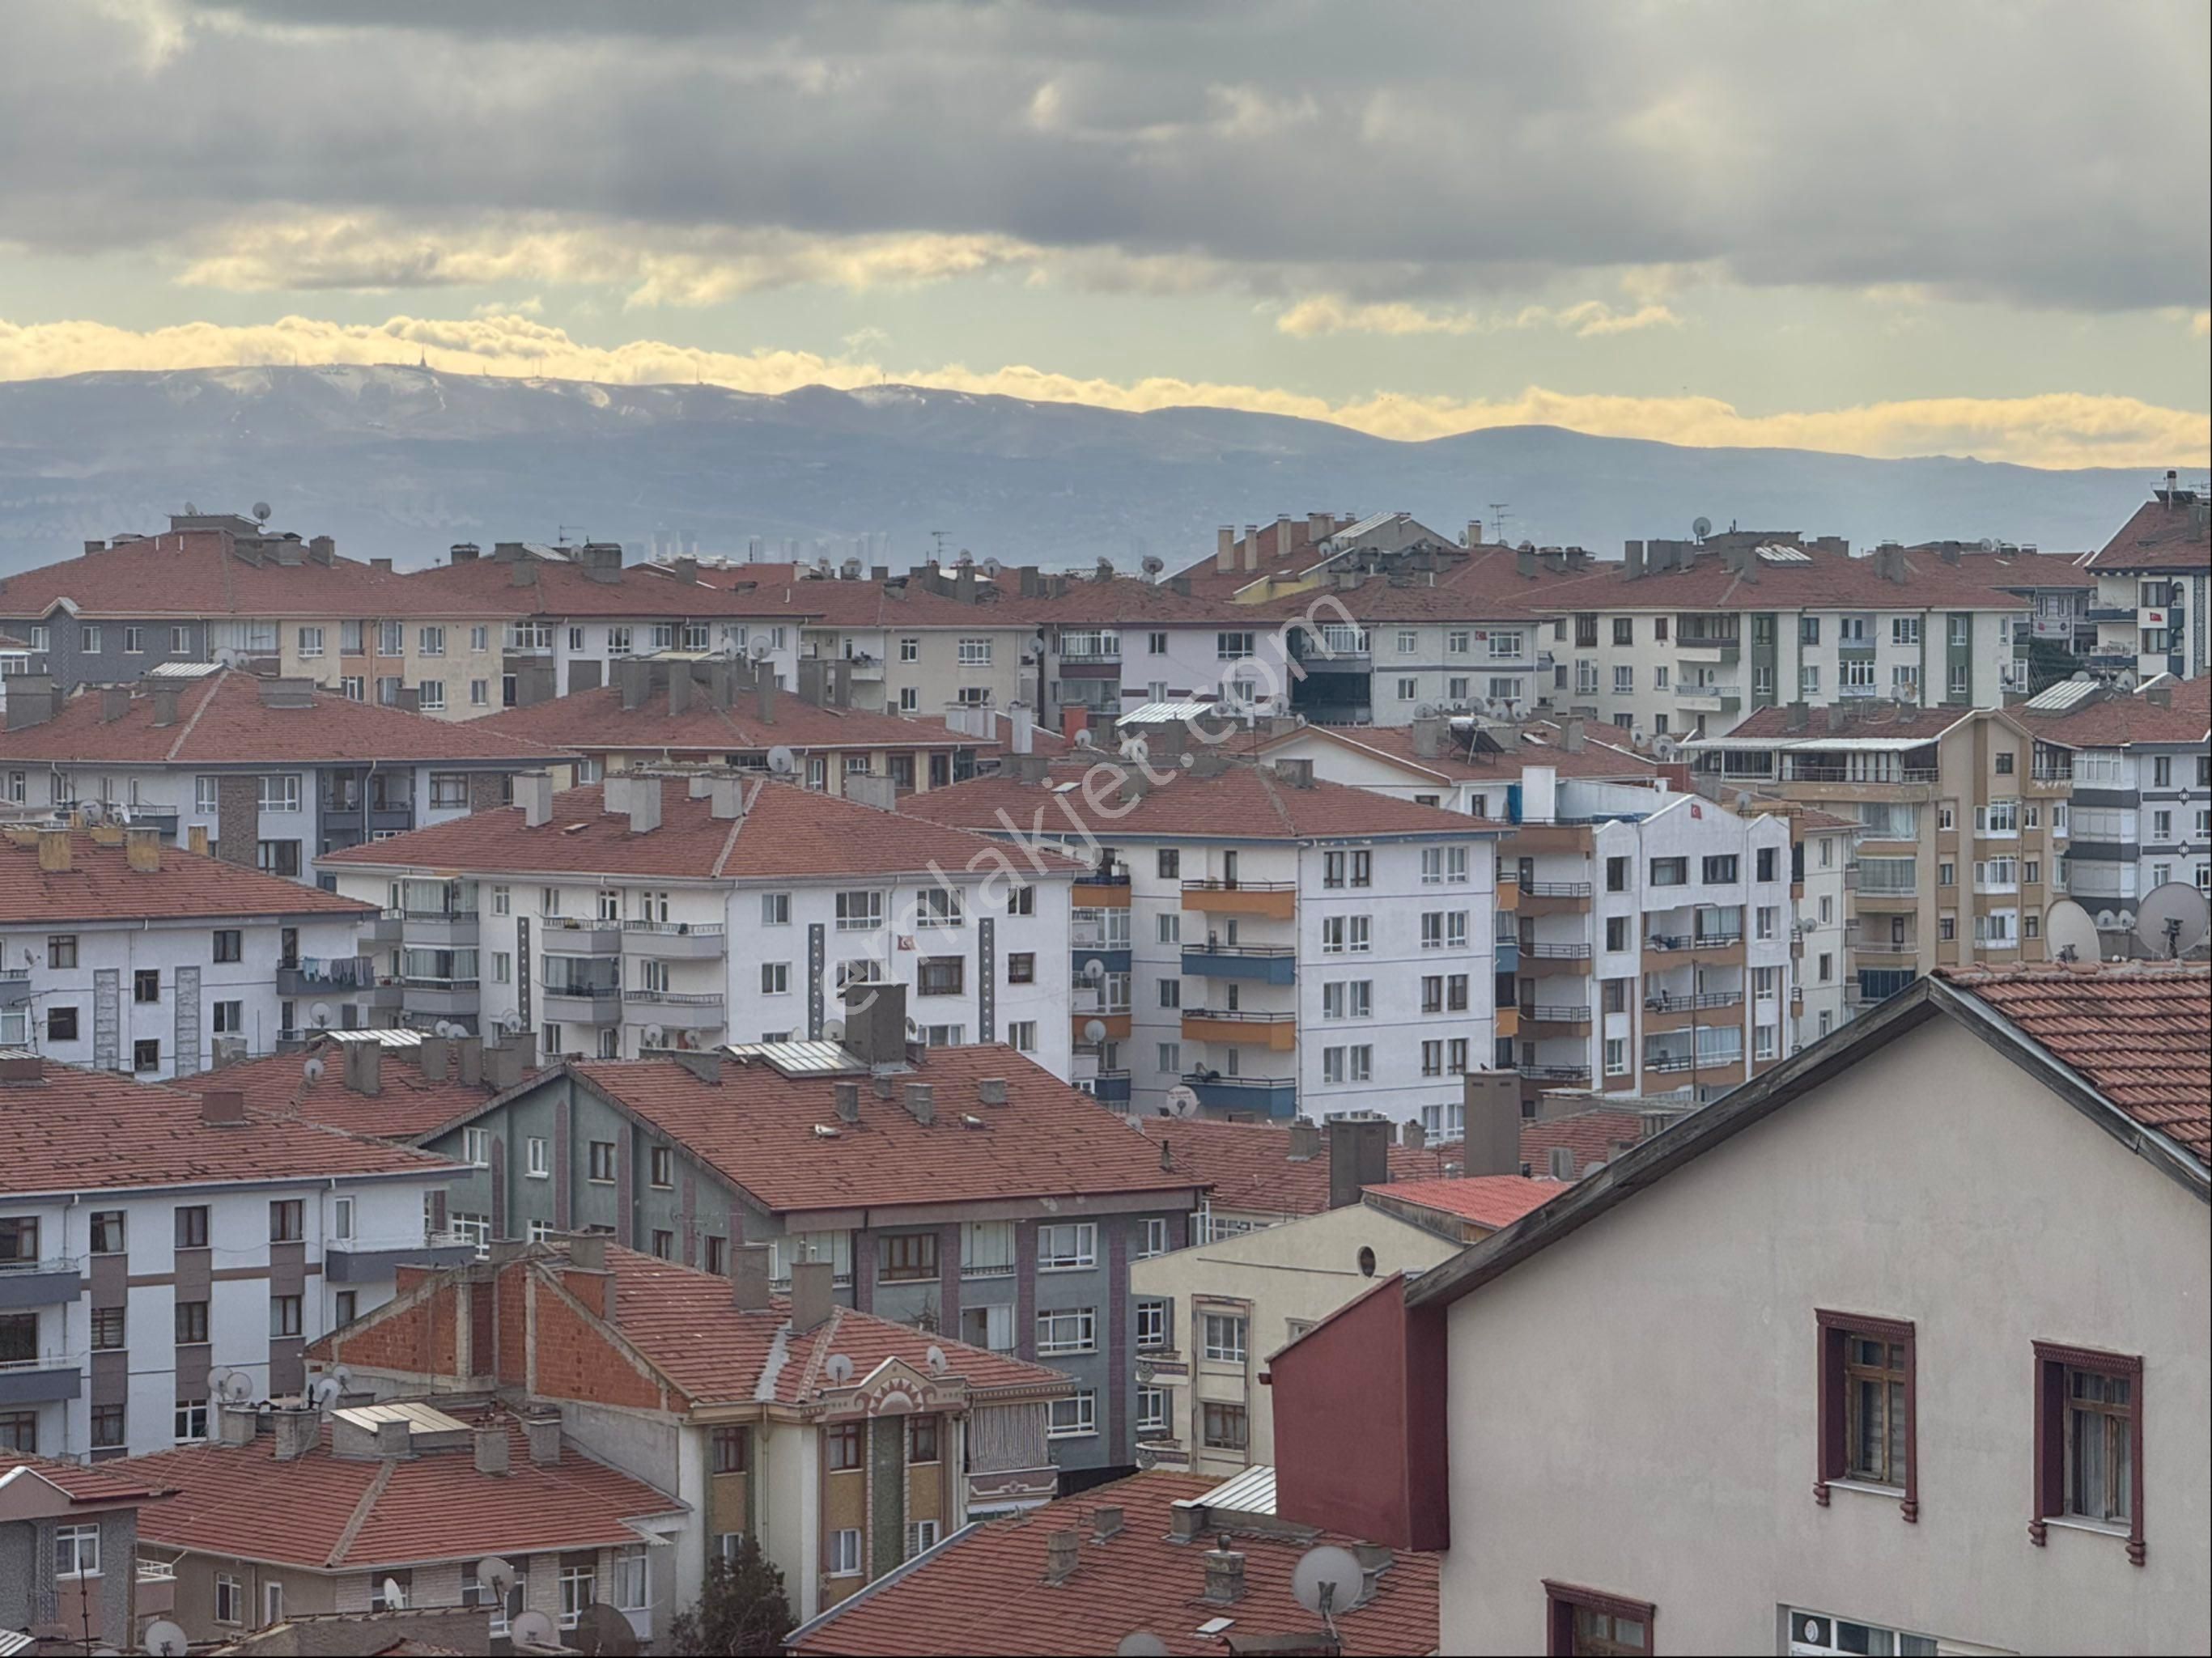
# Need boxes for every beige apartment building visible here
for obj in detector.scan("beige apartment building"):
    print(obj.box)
[1688,704,2069,1011]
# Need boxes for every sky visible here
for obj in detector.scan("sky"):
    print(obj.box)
[1,0,2206,470]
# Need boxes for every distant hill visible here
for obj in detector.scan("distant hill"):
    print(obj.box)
[0,365,2165,572]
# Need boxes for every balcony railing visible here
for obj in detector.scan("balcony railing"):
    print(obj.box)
[1518,1064,1591,1083]
[1184,1007,1297,1026]
[1645,990,1742,1012]
[401,975,480,991]
[1182,879,1297,893]
[620,919,728,937]
[1522,880,1593,898]
[1522,1003,1592,1023]
[622,990,727,1007]
[1521,942,1593,959]
[1781,765,1939,785]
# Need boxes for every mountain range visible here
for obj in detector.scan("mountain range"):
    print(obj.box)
[0,365,2166,573]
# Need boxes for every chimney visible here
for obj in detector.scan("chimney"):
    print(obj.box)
[456,1037,484,1088]
[1825,704,1846,732]
[708,777,746,819]
[669,668,693,716]
[755,672,778,723]
[731,1243,773,1310]
[1216,525,1236,575]
[188,825,210,856]
[1168,1504,1204,1543]
[1203,1548,1248,1605]
[419,1033,450,1083]
[976,1076,1008,1106]
[218,1399,259,1448]
[1242,524,1258,572]
[789,1259,834,1334]
[1563,718,1586,754]
[1044,1530,1081,1585]
[1285,1120,1321,1160]
[344,1042,382,1097]
[473,1423,510,1477]
[1008,702,1035,755]
[3,674,56,731]
[2146,684,2172,708]
[125,826,163,872]
[626,775,664,835]
[1092,1506,1124,1542]
[273,1406,321,1461]
[36,829,70,873]
[1466,519,1483,548]
[842,981,908,1068]
[100,685,131,723]
[1411,715,1442,758]
[903,1082,936,1126]
[517,773,554,828]
[618,657,650,711]
[567,1232,608,1271]
[525,1414,563,1466]
[374,1418,412,1460]
[1785,701,1810,731]
[200,1088,246,1127]
[1459,1071,1522,1177]
[1517,549,1537,579]
[449,542,482,562]
[1326,1114,1391,1208]
[482,1039,524,1092]
[833,1080,861,1123]
[1401,1119,1427,1153]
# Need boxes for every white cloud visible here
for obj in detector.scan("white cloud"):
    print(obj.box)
[1277,294,1681,340]
[2,311,2203,470]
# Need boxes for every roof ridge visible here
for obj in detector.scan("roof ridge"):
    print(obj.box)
[327,1455,397,1567]
[164,670,228,762]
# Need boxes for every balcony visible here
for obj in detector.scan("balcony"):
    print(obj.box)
[542,983,623,1024]
[622,989,728,1029]
[1086,1070,1132,1105]
[1520,941,1593,975]
[2086,604,2138,622]
[1182,880,1297,920]
[621,920,728,959]
[276,958,368,999]
[1521,1003,1591,1031]
[0,1355,82,1406]
[0,1257,83,1309]
[1644,1050,1743,1077]
[1181,943,1297,985]
[1074,943,1134,977]
[1675,636,1741,664]
[541,917,624,953]
[1518,1063,1591,1084]
[0,969,29,1009]
[1182,1008,1297,1051]
[1516,880,1592,914]
[1853,886,1920,910]
[402,909,479,947]
[1072,867,1134,908]
[1675,683,1742,714]
[325,1236,481,1283]
[1851,939,1918,956]
[1494,875,1519,914]
[401,977,480,1017]
[363,908,405,944]
[1182,1073,1298,1118]
[136,1558,177,1617]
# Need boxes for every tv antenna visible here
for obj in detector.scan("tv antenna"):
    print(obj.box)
[1487,502,1508,546]
[930,530,950,562]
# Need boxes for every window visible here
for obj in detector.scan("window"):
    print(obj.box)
[1544,1583,1654,1657]
[1137,1387,1170,1435]
[1202,1401,1250,1451]
[270,1198,304,1242]
[91,1306,126,1350]
[1612,665,1633,695]
[80,624,104,654]
[1604,915,1630,952]
[759,960,790,995]
[1006,952,1036,985]
[1757,846,1779,882]
[882,1232,939,1281]
[826,1420,864,1470]
[555,1557,595,1628]
[215,1574,244,1624]
[710,1424,749,1475]
[48,934,77,969]
[270,1294,303,1338]
[649,1145,674,1188]
[175,1300,210,1344]
[650,1229,675,1260]
[91,1404,125,1448]
[176,1206,209,1248]
[2032,1342,2142,1559]
[834,889,883,931]
[1037,1308,1098,1355]
[415,679,447,713]
[1702,854,1739,884]
[1649,857,1687,887]
[0,1410,32,1452]
[918,956,964,997]
[1047,1391,1097,1439]
[1816,1311,1917,1517]
[460,1126,491,1167]
[1605,1037,1628,1076]
[1202,1312,1248,1363]
[1611,617,1635,646]
[213,928,244,963]
[587,1141,616,1182]
[1157,978,1182,1010]
[172,625,193,654]
[1156,1041,1182,1078]
[1132,1296,1172,1350]
[1007,1019,1038,1054]
[1891,616,1921,646]
[1038,1222,1096,1270]
[129,967,162,1005]
[90,1209,125,1254]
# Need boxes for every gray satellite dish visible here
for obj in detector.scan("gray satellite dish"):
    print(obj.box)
[142,1620,190,1657]
[252,501,272,524]
[310,1001,333,1028]
[1412,702,1440,719]
[1117,1637,1171,1658]
[509,1610,558,1647]
[303,1054,326,1083]
[1083,1018,1108,1045]
[982,556,1004,577]
[823,1352,856,1384]
[642,1024,666,1047]
[80,799,104,825]
[572,1602,640,1657]
[2044,899,2101,965]
[1692,515,1713,542]
[1082,957,1107,982]
[310,1374,346,1408]
[766,744,797,775]
[1291,1543,1367,1617]
[747,637,775,661]
[924,1343,949,1376]
[206,1367,250,1403]
[475,1556,516,1598]
[2136,881,2210,960]
[824,1017,846,1041]
[1140,554,1165,575]
[1163,1084,1199,1118]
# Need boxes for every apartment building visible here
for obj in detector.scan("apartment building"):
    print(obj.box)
[1271,964,2210,1656]
[0,1452,167,1652]
[904,745,1502,1126]
[2082,477,2210,682]
[0,1056,465,1461]
[1688,703,2070,1008]
[316,1239,1072,1622]
[475,655,1000,795]
[0,827,376,1075]
[416,1018,1206,1481]
[123,1398,681,1647]
[0,668,547,877]
[2016,676,2212,934]
[1250,713,1656,818]
[178,1029,544,1152]
[318,771,1075,1070]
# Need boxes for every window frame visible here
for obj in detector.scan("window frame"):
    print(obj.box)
[2031,1339,2145,1564]
[1815,1308,1917,1522]
[1543,1581,1655,1657]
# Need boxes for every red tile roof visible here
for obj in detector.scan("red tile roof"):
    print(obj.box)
[1533,543,2051,613]
[475,685,989,756]
[0,830,374,925]
[1372,1174,1565,1231]
[1937,964,2211,1162]
[1706,702,1981,745]
[2019,679,2212,750]
[598,1248,1067,1406]
[0,530,416,622]
[177,1040,546,1144]
[0,1062,460,1198]
[569,1047,1208,1215]
[709,570,1047,630]
[124,1409,680,1571]
[2086,494,2212,574]
[1131,1117,1444,1218]
[788,1468,1439,1657]
[1520,1109,1650,1178]
[0,669,556,766]
[319,775,1072,882]
[399,553,825,620]
[0,1450,171,1505]
[903,757,1502,842]
[1259,719,1656,785]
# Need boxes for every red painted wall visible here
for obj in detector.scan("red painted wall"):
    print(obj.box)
[1270,1273,1451,1551]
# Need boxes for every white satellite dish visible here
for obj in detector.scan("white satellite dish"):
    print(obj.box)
[1412,702,1439,719]
[498,1013,525,1035]
[924,1344,949,1376]
[823,1353,856,1384]
[142,1619,190,1657]
[380,1577,406,1610]
[642,1024,666,1047]
[982,556,1004,577]
[1117,1637,1171,1658]
[302,1054,326,1083]
[509,1610,558,1647]
[1082,957,1107,983]
[80,799,104,825]
[2136,881,2210,960]
[309,1375,346,1408]
[906,1016,921,1037]
[766,744,797,775]
[824,1017,846,1041]
[206,1366,251,1403]
[1163,1084,1199,1118]
[310,1001,333,1028]
[433,1020,458,1038]
[1083,1019,1108,1045]
[1291,1543,1367,1618]
[747,637,776,661]
[476,1556,516,1598]
[2044,899,2101,965]
[1653,736,1679,759]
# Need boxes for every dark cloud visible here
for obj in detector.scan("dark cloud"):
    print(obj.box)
[0,0,2202,310]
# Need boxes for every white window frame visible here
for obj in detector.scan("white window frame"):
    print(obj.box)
[1202,1312,1249,1363]
[54,1523,101,1580]
[1036,1307,1098,1355]
[1046,1392,1097,1439]
[1036,1222,1096,1270]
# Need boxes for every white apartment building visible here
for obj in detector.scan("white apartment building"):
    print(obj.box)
[0,1056,465,1461]
[2082,480,2210,683]
[0,826,376,1076]
[905,748,1501,1130]
[318,772,1076,1075]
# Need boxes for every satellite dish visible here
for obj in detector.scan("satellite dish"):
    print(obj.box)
[1117,1637,1171,1658]
[1083,1019,1108,1045]
[206,1367,250,1403]
[142,1620,190,1657]
[1692,515,1713,542]
[1082,957,1107,982]
[1732,790,1753,814]
[380,1577,406,1610]
[925,1344,949,1376]
[766,744,797,775]
[824,1017,847,1041]
[252,501,272,524]
[2044,899,2101,965]
[2135,882,2210,960]
[905,1016,921,1037]
[1412,702,1440,719]
[1140,554,1165,575]
[509,1611,558,1647]
[475,1557,516,1598]
[183,500,200,516]
[81,800,104,825]
[642,1024,666,1047]
[1163,1084,1199,1118]
[823,1352,856,1384]
[433,1020,458,1038]
[572,1602,641,1657]
[1291,1544,1367,1617]
[303,1054,326,1083]
[1653,736,1679,760]
[309,1373,346,1409]
[310,1001,333,1028]
[747,637,775,661]
[982,557,1004,577]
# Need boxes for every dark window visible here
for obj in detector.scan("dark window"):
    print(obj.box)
[0,1314,36,1363]
[91,1307,126,1350]
[826,1421,864,1471]
[2032,1341,2144,1563]
[1420,976,1442,1015]
[90,1211,125,1254]
[1701,854,1739,884]
[257,840,302,877]
[91,1405,126,1449]
[910,1414,941,1464]
[703,1235,727,1276]
[917,956,964,997]
[1543,1582,1654,1657]
[1611,617,1634,647]
[1649,857,1687,887]
[711,1425,748,1474]
[134,969,161,1003]
[0,1218,36,1263]
[1447,974,1470,1012]
[1995,751,2015,775]
[47,935,76,969]
[133,1039,161,1073]
[1157,849,1179,879]
[1816,1310,1917,1521]
[175,1300,210,1344]
[213,929,244,963]
[0,1411,34,1452]
[1605,857,1629,893]
[269,1199,304,1243]
[175,1206,210,1249]
[1201,1402,1249,1451]
[270,1295,303,1338]
[334,1291,358,1325]
[1007,952,1036,984]
[881,1232,939,1282]
[46,1007,79,1043]
[588,1142,617,1182]
[1756,847,1779,882]
[1574,614,1598,648]
[651,1230,674,1260]
[1604,916,1629,952]
[649,1146,673,1188]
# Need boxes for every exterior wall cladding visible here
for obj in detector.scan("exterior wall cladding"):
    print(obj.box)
[28,615,209,688]
[427,1071,1182,1477]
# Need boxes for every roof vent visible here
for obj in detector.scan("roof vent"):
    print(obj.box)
[976,1076,1008,1106]
[903,1082,935,1126]
[1093,1505,1124,1541]
[1043,1529,1081,1585]
[961,1113,987,1130]
[1203,1547,1247,1604]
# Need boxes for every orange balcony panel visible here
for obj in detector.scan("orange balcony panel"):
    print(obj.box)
[1072,881,1132,909]
[1181,881,1297,921]
[1182,1011,1298,1051]
[1072,1012,1131,1043]
[1493,1007,1519,1040]
[1495,878,1521,914]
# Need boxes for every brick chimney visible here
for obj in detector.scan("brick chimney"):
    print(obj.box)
[125,826,163,872]
[1044,1530,1081,1585]
[473,1423,510,1477]
[36,829,70,873]
[1203,1546,1248,1604]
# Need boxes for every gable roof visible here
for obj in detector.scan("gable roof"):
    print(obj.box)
[318,776,1068,883]
[0,668,555,767]
[0,829,374,925]
[1690,702,1985,748]
[474,685,990,757]
[1255,719,1658,786]
[1408,965,2210,1314]
[0,1451,170,1506]
[2016,678,2211,750]
[1520,1108,1649,1178]
[0,528,415,623]
[396,553,827,620]
[2085,492,2212,574]
[1534,543,2050,614]
[175,1039,548,1145]
[1131,1117,1446,1217]
[561,1047,1208,1216]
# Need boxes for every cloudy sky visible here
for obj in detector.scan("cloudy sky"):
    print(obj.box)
[2,0,2206,468]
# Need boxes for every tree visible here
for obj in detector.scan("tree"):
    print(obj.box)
[668,1540,796,1657]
